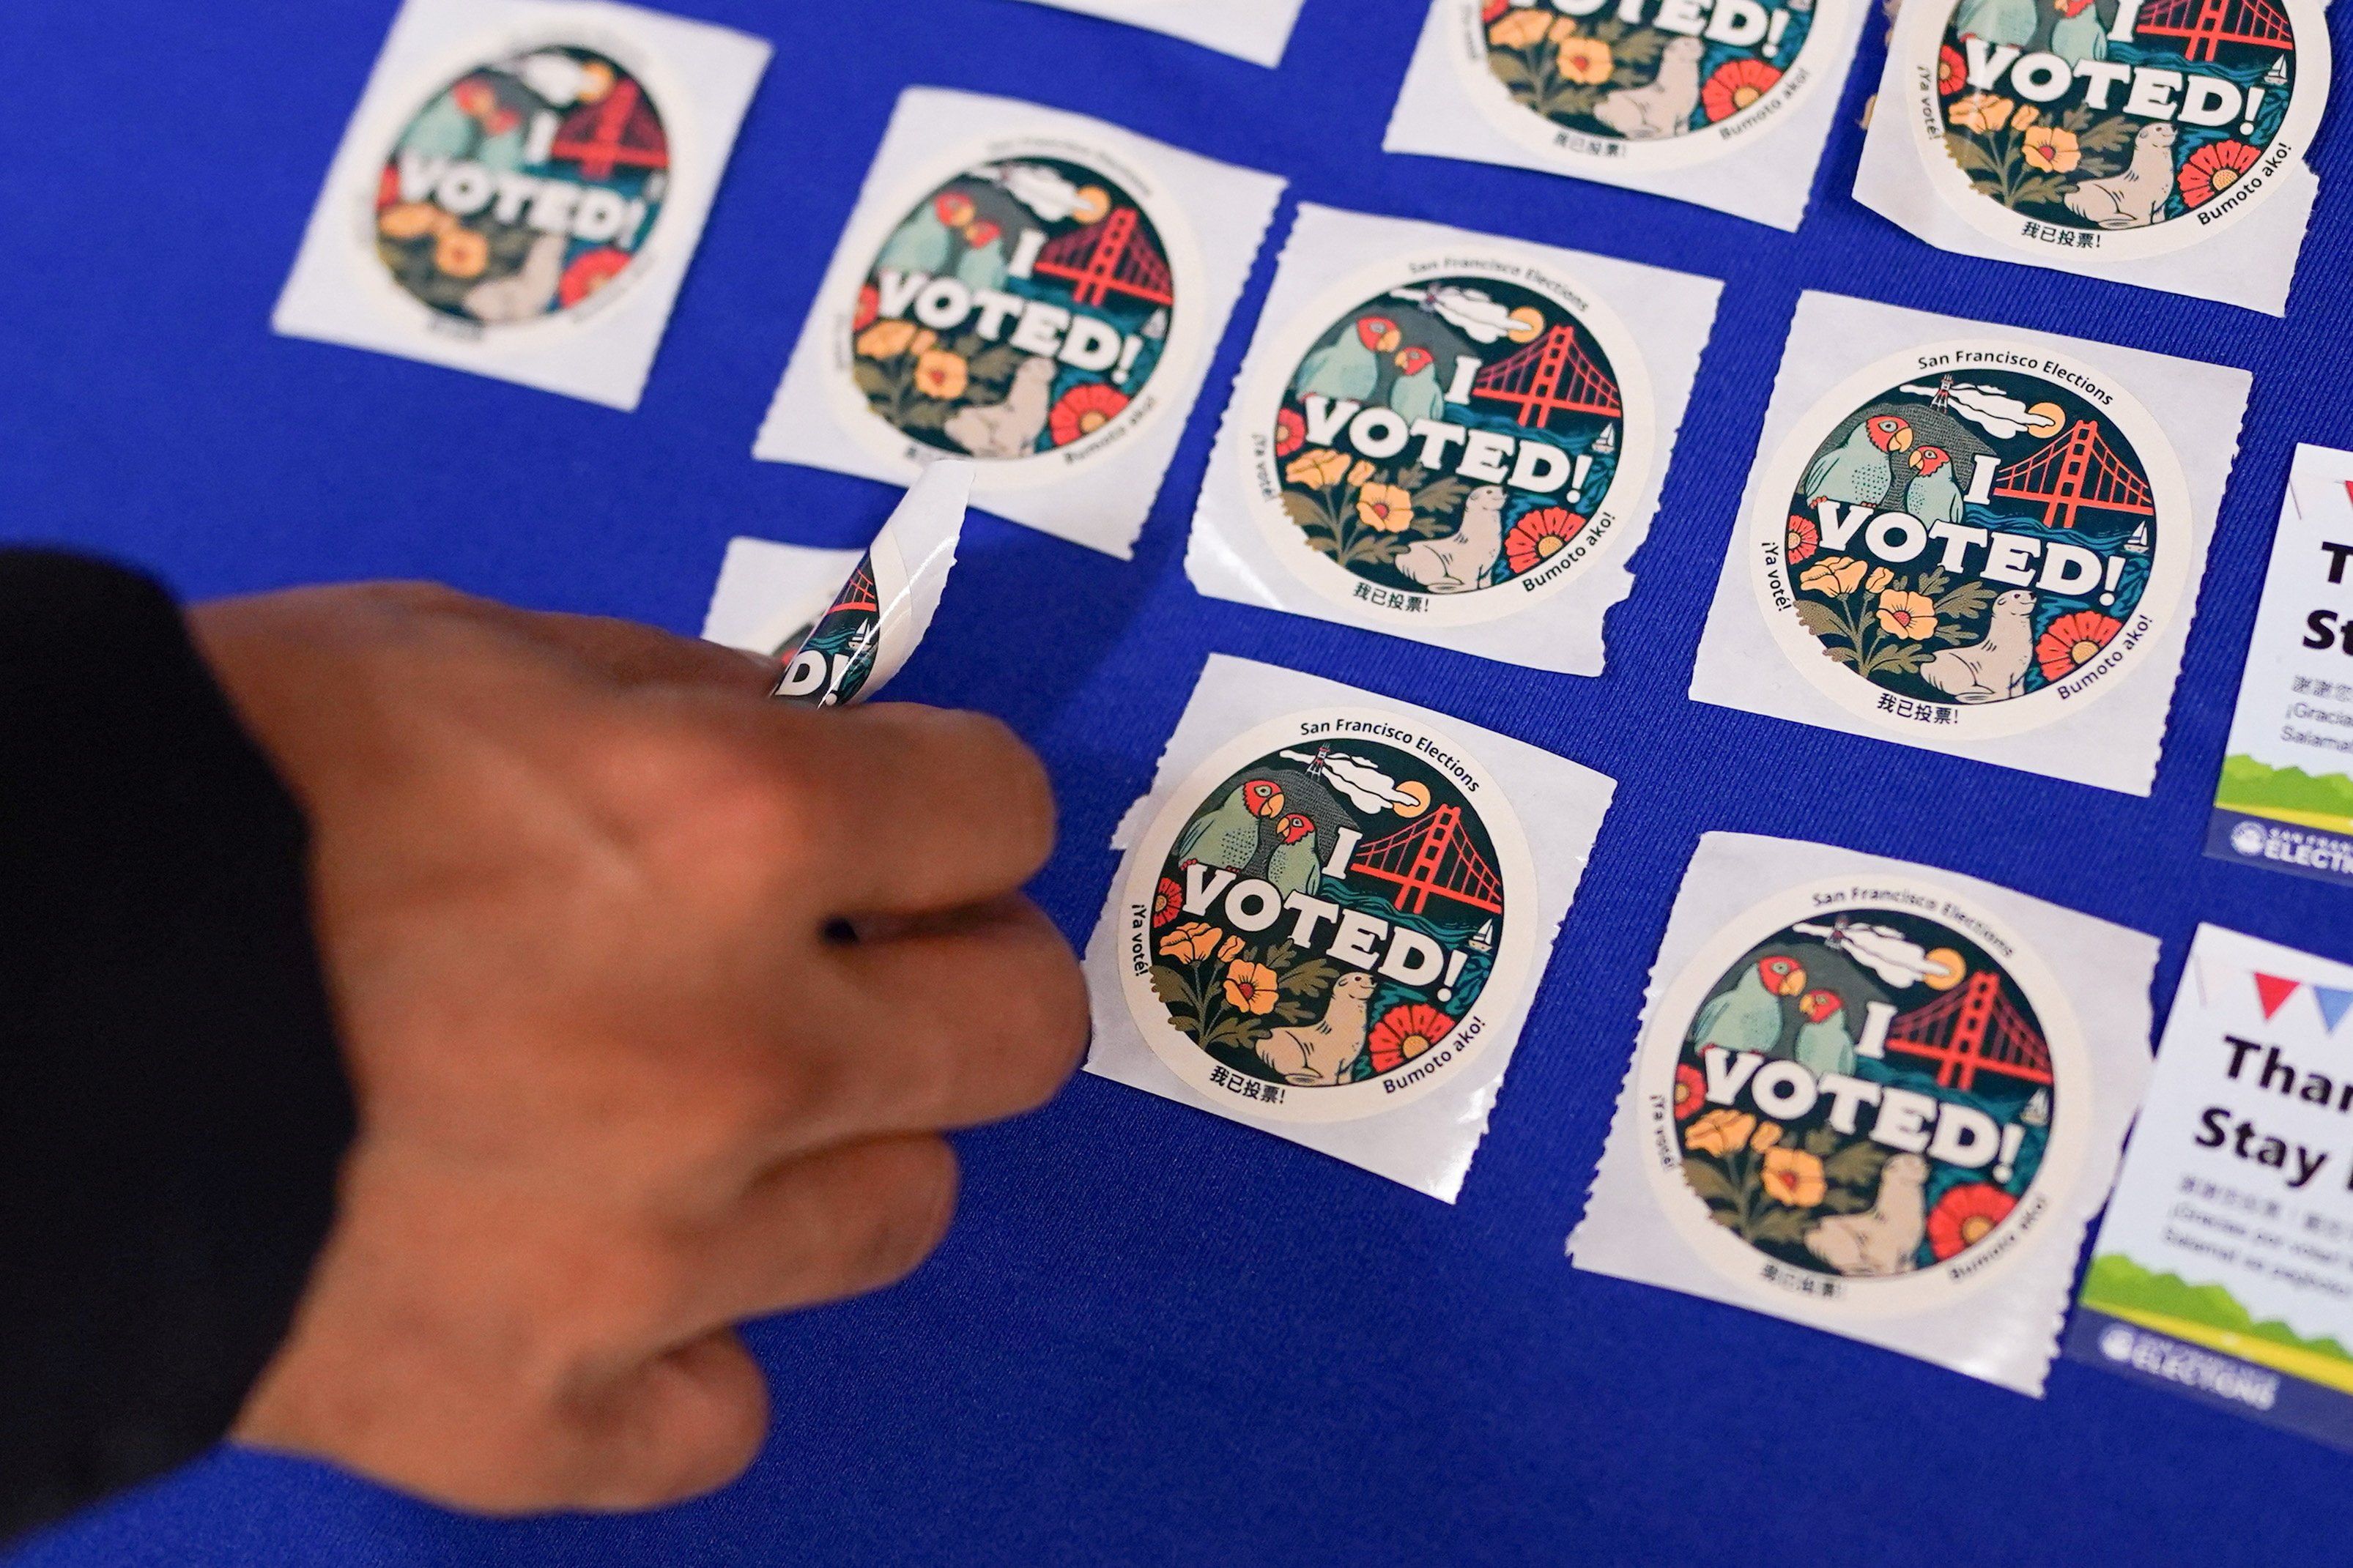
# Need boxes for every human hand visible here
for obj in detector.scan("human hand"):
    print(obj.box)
[192,584,1087,1513]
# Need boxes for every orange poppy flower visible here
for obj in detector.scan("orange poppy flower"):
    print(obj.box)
[378,201,447,242]
[1760,1147,1827,1208]
[1927,1182,2017,1260]
[1947,92,2014,134]
[856,319,921,360]
[1357,483,1415,532]
[1223,960,1281,1016]
[1504,506,1588,574]
[1368,1003,1455,1074]
[913,349,969,401]
[1557,36,1614,85]
[1286,448,1350,489]
[1049,383,1130,447]
[1489,9,1553,48]
[1702,59,1782,123]
[2020,125,2079,174]
[1875,589,1938,642]
[434,226,489,280]
[2180,140,2261,208]
[2036,609,2122,682]
[1159,921,1226,965]
[1684,1107,1757,1158]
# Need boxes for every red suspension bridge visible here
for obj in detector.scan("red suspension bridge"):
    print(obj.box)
[551,80,669,181]
[2131,0,2294,63]
[1992,418,2155,531]
[1032,207,1174,311]
[1883,971,2053,1094]
[1469,324,1621,431]
[1349,806,1504,918]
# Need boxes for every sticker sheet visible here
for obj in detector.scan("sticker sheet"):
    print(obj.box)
[1009,0,1307,67]
[1854,0,2329,316]
[2069,925,2353,1449]
[2209,443,2353,888]
[275,0,770,410]
[703,538,867,658]
[755,89,1285,559]
[1571,832,2157,1395]
[1083,655,1617,1200]
[1383,0,1873,230]
[768,462,970,707]
[1689,289,2248,795]
[1185,204,1721,674]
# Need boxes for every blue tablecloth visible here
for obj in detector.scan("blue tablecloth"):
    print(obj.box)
[8,1,2352,1561]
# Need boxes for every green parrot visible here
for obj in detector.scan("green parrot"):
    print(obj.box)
[1793,989,1859,1078]
[878,194,961,278]
[955,234,1009,294]
[401,90,480,161]
[1902,446,1966,526]
[1262,813,1322,899]
[1694,954,1808,1058]
[1802,415,1913,507]
[1954,0,2037,45]
[1294,316,1396,404]
[2049,0,2108,64]
[1174,777,1285,871]
[1386,348,1448,424]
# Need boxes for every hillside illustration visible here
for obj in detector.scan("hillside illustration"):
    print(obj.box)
[2217,756,2353,835]
[2083,1255,2353,1392]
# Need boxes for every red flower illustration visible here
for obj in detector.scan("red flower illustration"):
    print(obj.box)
[1049,383,1130,447]
[1483,0,1510,18]
[1701,59,1782,123]
[1275,406,1308,458]
[853,283,880,332]
[1367,1003,1456,1075]
[377,164,401,209]
[2036,609,2122,683]
[1152,875,1184,928]
[1785,513,1820,565]
[1936,45,1968,97]
[1927,1183,2018,1261]
[2179,140,2261,209]
[1672,1063,1707,1121]
[557,248,631,308]
[1503,506,1588,575]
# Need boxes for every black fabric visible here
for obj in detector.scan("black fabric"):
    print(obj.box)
[0,551,351,1542]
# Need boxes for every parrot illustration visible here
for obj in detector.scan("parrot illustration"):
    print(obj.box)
[1259,813,1322,899]
[1793,990,1859,1078]
[473,122,529,174]
[1954,0,2037,44]
[1694,955,1808,1058]
[1174,778,1286,871]
[2048,0,2108,64]
[955,225,1009,294]
[1387,347,1448,424]
[1294,316,1400,405]
[1903,445,1965,526]
[1802,415,1913,508]
[401,88,481,160]
[878,192,971,278]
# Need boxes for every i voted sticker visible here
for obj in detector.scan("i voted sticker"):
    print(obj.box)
[1637,876,2088,1307]
[1239,253,1652,625]
[1895,0,2328,258]
[1116,711,1539,1122]
[376,46,668,328]
[848,155,1177,467]
[1747,340,2191,738]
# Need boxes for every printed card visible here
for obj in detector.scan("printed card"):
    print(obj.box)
[755,89,1285,559]
[275,0,770,409]
[1383,0,1872,230]
[1854,0,2328,316]
[1571,832,2157,1395]
[1083,655,1617,1200]
[2070,925,2353,1449]
[2209,444,2353,887]
[1009,0,1307,67]
[703,538,867,658]
[1186,204,1720,674]
[1689,290,2248,795]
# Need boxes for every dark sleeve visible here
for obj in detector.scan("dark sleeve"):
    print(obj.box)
[0,552,353,1543]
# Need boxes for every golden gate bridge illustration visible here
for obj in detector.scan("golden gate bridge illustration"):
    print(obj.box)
[827,560,878,618]
[550,80,670,182]
[1990,418,2155,531]
[1031,208,1174,311]
[2130,0,2294,64]
[1347,806,1505,918]
[1467,324,1622,432]
[1880,971,2053,1094]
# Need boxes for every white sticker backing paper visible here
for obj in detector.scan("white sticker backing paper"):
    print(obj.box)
[1083,655,1617,1200]
[275,0,771,409]
[703,538,867,658]
[1383,0,1873,230]
[1689,289,2248,795]
[1187,204,1721,673]
[1570,831,2157,1395]
[1853,0,2330,316]
[755,89,1286,559]
[1009,0,1307,67]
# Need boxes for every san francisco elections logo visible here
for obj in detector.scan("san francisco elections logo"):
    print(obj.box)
[1472,0,1825,160]
[1252,262,1649,623]
[1749,341,2190,735]
[377,48,667,327]
[1643,883,2083,1298]
[771,555,881,707]
[1902,0,2327,252]
[1119,714,1537,1121]
[850,157,1173,464]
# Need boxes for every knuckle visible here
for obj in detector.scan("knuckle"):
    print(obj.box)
[853,1140,958,1287]
[991,921,1091,1112]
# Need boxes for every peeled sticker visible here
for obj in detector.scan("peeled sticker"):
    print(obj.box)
[1383,0,1872,230]
[1187,204,1719,673]
[703,537,868,660]
[1083,654,1616,1201]
[1009,0,1307,67]
[1689,289,2248,795]
[1570,831,2156,1397]
[1855,0,2329,316]
[275,0,770,409]
[764,462,971,708]
[755,89,1284,559]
